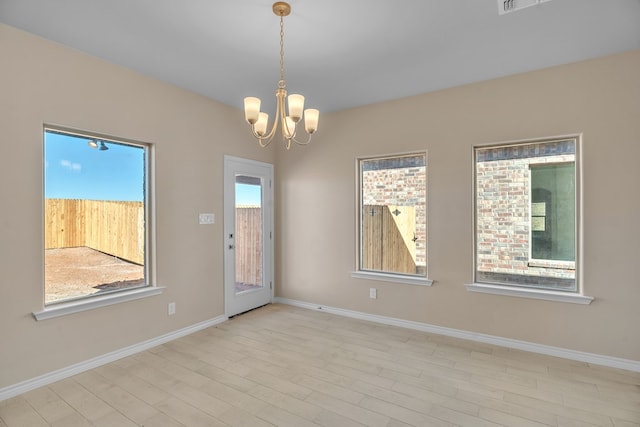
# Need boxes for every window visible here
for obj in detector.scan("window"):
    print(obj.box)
[473,137,580,293]
[530,162,575,263]
[354,153,429,284]
[43,128,153,307]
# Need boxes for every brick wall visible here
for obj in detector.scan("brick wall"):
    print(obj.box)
[362,155,427,271]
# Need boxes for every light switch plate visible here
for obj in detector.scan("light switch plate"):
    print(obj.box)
[199,213,215,224]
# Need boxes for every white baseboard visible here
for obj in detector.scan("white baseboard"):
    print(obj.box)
[0,315,227,402]
[274,297,640,373]
[4,300,638,403]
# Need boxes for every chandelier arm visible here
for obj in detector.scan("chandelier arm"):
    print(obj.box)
[249,84,286,146]
[256,114,280,141]
[251,115,280,146]
[249,108,280,146]
[250,128,274,147]
[280,112,297,150]
[277,87,296,144]
[291,132,313,145]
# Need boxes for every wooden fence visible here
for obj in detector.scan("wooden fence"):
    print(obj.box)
[362,205,416,274]
[45,200,416,279]
[235,207,262,286]
[46,200,263,282]
[45,199,144,265]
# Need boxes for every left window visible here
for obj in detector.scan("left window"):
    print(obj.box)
[44,128,150,305]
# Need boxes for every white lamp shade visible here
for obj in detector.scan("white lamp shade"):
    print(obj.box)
[304,109,319,134]
[244,97,261,124]
[283,116,295,139]
[287,94,305,122]
[255,112,269,136]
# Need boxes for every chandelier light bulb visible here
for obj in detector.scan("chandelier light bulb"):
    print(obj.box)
[244,97,261,124]
[304,109,319,134]
[287,94,304,122]
[255,113,269,136]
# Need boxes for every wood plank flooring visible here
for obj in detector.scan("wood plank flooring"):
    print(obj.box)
[1,304,639,426]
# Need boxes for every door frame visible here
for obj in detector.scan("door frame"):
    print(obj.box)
[223,155,274,317]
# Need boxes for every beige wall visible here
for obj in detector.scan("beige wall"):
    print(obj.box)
[0,24,274,389]
[276,49,640,362]
[1,21,639,391]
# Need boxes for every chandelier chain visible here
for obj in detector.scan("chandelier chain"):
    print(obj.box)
[279,15,285,86]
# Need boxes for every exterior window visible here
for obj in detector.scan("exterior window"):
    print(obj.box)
[530,163,575,262]
[358,153,427,277]
[474,137,579,292]
[44,128,151,304]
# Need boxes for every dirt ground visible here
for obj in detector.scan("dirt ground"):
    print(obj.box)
[45,247,144,303]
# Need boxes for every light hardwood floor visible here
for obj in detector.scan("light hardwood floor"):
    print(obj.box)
[1,304,639,426]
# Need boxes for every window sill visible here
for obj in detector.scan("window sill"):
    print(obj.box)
[33,286,165,321]
[527,259,575,270]
[465,283,593,304]
[351,271,433,287]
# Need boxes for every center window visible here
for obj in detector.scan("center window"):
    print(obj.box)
[357,153,427,278]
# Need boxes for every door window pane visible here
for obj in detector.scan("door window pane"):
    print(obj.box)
[235,175,263,293]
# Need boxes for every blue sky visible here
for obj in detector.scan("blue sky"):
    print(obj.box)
[45,130,262,205]
[235,183,261,206]
[44,131,144,201]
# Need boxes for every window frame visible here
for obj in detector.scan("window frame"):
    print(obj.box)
[34,125,160,320]
[351,151,432,287]
[467,135,592,304]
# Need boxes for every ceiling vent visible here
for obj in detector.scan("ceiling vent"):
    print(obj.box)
[499,0,553,15]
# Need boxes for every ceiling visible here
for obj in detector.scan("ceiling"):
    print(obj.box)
[1,0,639,114]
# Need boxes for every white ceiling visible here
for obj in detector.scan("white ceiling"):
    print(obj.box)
[1,0,639,114]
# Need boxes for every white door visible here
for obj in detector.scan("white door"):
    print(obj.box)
[224,156,273,317]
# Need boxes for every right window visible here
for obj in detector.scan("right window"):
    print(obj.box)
[474,137,579,292]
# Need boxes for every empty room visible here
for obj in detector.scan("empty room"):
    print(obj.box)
[1,0,639,426]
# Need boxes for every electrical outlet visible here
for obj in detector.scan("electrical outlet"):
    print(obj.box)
[369,288,377,299]
[168,302,176,315]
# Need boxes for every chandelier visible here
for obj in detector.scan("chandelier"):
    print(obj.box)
[244,2,319,150]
